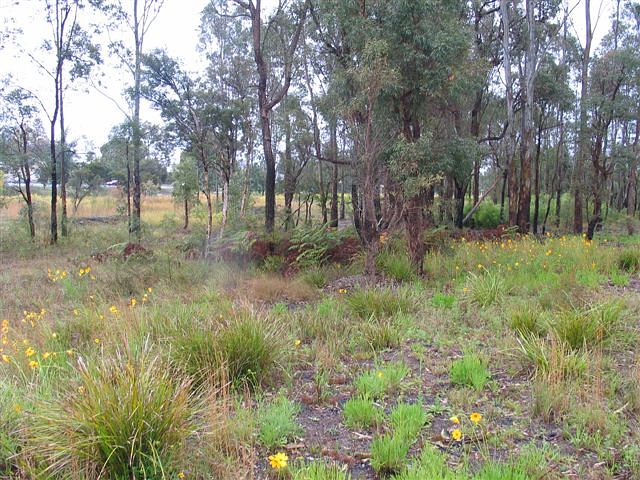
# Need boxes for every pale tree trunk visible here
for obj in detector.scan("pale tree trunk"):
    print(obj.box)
[60,68,68,237]
[500,0,517,227]
[219,175,229,238]
[573,0,591,234]
[131,0,143,240]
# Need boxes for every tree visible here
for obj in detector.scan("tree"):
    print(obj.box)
[95,0,165,240]
[209,0,309,233]
[172,154,199,229]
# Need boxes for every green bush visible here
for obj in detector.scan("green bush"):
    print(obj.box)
[450,354,491,391]
[431,292,456,309]
[464,201,501,229]
[29,349,196,478]
[508,304,547,337]
[301,267,328,289]
[257,395,301,449]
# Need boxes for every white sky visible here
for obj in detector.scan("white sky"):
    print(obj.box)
[0,0,614,158]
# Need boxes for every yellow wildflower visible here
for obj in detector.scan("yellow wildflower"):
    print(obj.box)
[377,371,384,378]
[268,452,288,469]
[449,416,460,424]
[94,338,101,344]
[66,349,73,356]
[14,404,22,414]
[28,360,39,369]
[25,347,35,357]
[295,339,301,347]
[470,412,482,424]
[129,298,137,308]
[451,429,462,441]
[147,287,153,293]
[177,472,185,479]
[42,352,51,360]
[2,354,10,363]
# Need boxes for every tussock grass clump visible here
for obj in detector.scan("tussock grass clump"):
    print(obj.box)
[617,249,640,273]
[450,354,491,391]
[354,362,409,400]
[346,288,413,319]
[28,348,197,479]
[376,249,416,282]
[431,292,456,309]
[257,395,301,449]
[395,445,459,479]
[516,331,587,380]
[553,300,624,351]
[508,303,547,337]
[291,460,352,480]
[218,315,284,389]
[466,270,506,307]
[360,315,403,351]
[389,401,427,441]
[298,297,350,342]
[343,396,384,429]
[369,434,410,475]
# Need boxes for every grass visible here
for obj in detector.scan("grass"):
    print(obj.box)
[257,395,302,449]
[342,396,384,429]
[2,202,640,479]
[450,354,491,391]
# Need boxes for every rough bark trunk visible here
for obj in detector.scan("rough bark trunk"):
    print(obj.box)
[131,0,143,240]
[573,0,592,234]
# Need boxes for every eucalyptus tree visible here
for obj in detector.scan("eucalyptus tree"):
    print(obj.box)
[206,0,309,233]
[93,0,165,239]
[24,0,100,242]
[0,89,48,239]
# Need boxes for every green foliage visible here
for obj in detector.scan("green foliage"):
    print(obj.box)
[360,315,403,351]
[289,223,342,268]
[450,354,491,391]
[291,460,352,480]
[474,462,529,480]
[369,434,410,475]
[617,249,640,273]
[0,382,21,471]
[346,288,413,319]
[389,402,427,441]
[431,292,456,309]
[466,270,506,307]
[257,395,301,449]
[300,267,329,289]
[342,396,384,429]
[395,445,459,480]
[218,315,283,389]
[516,332,587,380]
[354,362,409,400]
[376,249,416,282]
[28,349,196,478]
[552,301,623,351]
[464,201,502,229]
[508,304,547,337]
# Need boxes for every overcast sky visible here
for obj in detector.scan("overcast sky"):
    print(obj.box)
[0,0,614,158]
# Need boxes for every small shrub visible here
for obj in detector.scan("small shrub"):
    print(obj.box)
[431,292,456,309]
[450,354,490,391]
[389,402,427,441]
[346,288,413,319]
[369,434,410,475]
[257,395,301,449]
[29,349,196,478]
[343,397,384,429]
[617,249,640,273]
[218,315,283,388]
[467,270,506,307]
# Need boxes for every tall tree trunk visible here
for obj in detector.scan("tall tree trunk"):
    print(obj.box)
[533,119,543,233]
[573,0,592,234]
[517,0,536,233]
[240,129,253,218]
[183,196,189,229]
[19,122,35,239]
[220,174,229,238]
[60,69,68,237]
[500,0,517,228]
[131,0,143,240]
[330,122,339,228]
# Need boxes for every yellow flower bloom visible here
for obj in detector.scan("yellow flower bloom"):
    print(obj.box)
[2,354,10,363]
[177,472,185,479]
[451,429,462,441]
[147,287,153,293]
[25,347,35,357]
[94,338,101,344]
[268,452,288,469]
[470,412,482,424]
[42,352,51,360]
[66,349,73,356]
[28,360,39,369]
[449,416,460,424]
[129,298,137,307]
[377,371,384,378]
[294,339,301,347]
[14,404,22,414]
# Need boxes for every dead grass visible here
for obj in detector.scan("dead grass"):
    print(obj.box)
[241,274,319,304]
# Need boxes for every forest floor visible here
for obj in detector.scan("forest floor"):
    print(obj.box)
[1,216,640,479]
